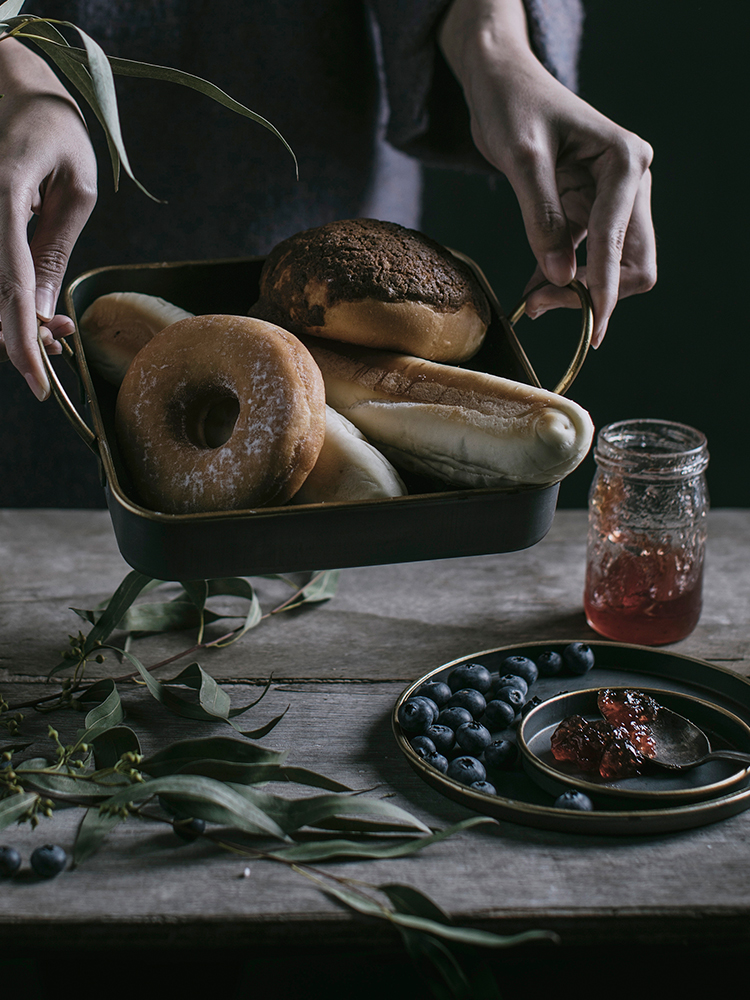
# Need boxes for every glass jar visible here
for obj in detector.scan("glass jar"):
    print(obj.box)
[584,419,710,645]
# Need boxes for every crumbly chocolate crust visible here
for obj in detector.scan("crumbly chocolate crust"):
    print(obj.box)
[257,218,491,327]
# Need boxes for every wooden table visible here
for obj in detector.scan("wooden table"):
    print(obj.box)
[1,508,748,997]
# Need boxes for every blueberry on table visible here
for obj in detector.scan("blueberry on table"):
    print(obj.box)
[0,846,22,877]
[470,780,497,795]
[446,755,487,785]
[398,698,435,734]
[416,680,452,707]
[423,750,449,774]
[410,735,437,758]
[536,650,564,676]
[455,721,492,755]
[555,789,594,811]
[563,643,596,675]
[483,739,519,770]
[437,706,474,732]
[447,662,492,694]
[30,844,68,878]
[424,724,455,754]
[173,817,207,842]
[499,655,538,687]
[482,698,516,730]
[447,687,487,719]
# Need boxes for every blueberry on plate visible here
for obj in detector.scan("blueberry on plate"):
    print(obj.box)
[437,706,474,732]
[521,695,543,717]
[446,755,486,785]
[30,844,68,879]
[482,699,516,730]
[555,789,594,811]
[493,684,526,712]
[423,750,449,774]
[499,655,538,687]
[536,650,564,677]
[483,739,519,770]
[409,695,439,723]
[494,673,528,698]
[470,780,497,795]
[455,721,492,755]
[563,642,596,675]
[416,680,452,707]
[447,662,492,694]
[447,688,487,719]
[0,846,22,877]
[424,724,455,754]
[410,735,437,758]
[398,698,435,734]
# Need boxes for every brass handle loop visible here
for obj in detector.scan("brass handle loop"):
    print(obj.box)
[508,277,594,396]
[38,332,98,454]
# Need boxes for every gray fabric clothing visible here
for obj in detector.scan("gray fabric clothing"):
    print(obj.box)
[1,0,583,507]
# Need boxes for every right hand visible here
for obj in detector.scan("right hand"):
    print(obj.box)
[0,38,97,399]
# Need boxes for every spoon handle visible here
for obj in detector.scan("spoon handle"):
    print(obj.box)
[703,750,750,766]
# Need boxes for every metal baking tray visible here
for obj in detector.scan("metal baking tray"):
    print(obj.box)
[45,254,592,582]
[392,640,750,836]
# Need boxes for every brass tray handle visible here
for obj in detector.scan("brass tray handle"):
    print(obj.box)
[507,277,593,396]
[38,332,98,454]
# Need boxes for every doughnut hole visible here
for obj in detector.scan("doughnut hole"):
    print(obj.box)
[183,389,240,449]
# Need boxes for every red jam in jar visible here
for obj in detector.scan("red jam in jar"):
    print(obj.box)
[583,420,709,646]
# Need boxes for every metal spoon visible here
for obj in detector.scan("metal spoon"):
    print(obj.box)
[648,708,750,772]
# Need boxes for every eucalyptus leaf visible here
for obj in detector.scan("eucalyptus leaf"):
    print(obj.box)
[236,709,289,739]
[92,726,142,770]
[73,806,124,864]
[398,930,479,1000]
[0,2,25,21]
[101,773,290,840]
[0,791,38,831]
[18,768,123,800]
[141,736,286,773]
[74,677,124,747]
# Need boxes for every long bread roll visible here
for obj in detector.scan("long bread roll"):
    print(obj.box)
[293,406,407,504]
[299,337,594,488]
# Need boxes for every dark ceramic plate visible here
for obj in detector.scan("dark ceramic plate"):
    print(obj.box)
[518,686,750,804]
[392,640,750,836]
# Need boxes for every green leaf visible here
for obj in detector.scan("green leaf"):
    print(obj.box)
[73,806,124,865]
[0,791,38,831]
[92,726,142,770]
[0,3,25,20]
[17,768,124,800]
[101,774,290,840]
[140,736,286,776]
[398,930,480,1000]
[74,678,124,747]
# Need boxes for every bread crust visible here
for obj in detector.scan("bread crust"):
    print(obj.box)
[252,218,490,362]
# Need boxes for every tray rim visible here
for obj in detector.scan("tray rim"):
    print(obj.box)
[391,639,750,836]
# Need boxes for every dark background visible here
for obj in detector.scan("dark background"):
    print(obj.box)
[423,0,749,508]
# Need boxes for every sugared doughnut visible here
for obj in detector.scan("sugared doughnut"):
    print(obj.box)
[115,315,326,513]
[251,218,491,363]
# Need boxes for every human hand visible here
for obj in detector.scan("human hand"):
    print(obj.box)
[0,38,97,397]
[439,0,656,347]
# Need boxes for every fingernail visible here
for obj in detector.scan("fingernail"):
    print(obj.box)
[543,252,575,286]
[35,288,57,321]
[25,371,50,401]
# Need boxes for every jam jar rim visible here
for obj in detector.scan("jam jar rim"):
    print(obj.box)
[593,418,709,480]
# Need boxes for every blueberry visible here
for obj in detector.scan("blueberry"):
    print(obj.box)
[494,673,528,698]
[410,735,437,758]
[493,684,526,712]
[470,780,497,795]
[409,695,439,723]
[398,698,435,734]
[446,756,487,786]
[416,680,452,707]
[555,789,594,811]
[482,698,516,730]
[0,846,22,877]
[447,662,492,694]
[563,642,595,675]
[455,721,492,755]
[173,817,207,842]
[499,655,538,687]
[423,750,449,774]
[437,706,474,732]
[521,695,543,717]
[447,688,487,719]
[424,724,455,754]
[483,739,519,770]
[30,844,67,879]
[536,650,563,677]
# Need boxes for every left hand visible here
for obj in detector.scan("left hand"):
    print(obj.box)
[439,0,657,347]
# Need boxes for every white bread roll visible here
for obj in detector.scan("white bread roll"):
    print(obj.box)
[299,337,594,488]
[80,291,194,385]
[293,405,407,504]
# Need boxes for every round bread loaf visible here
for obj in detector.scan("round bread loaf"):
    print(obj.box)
[251,218,491,362]
[115,315,326,514]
